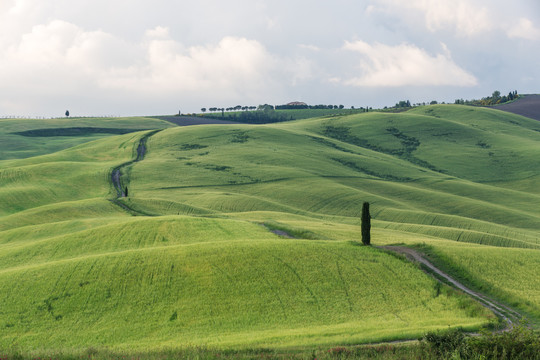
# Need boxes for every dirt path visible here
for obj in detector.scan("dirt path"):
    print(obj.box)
[269,229,295,238]
[110,130,161,213]
[258,232,522,330]
[111,168,124,197]
[381,246,521,330]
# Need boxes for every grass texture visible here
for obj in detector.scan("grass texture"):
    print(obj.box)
[0,116,174,161]
[1,105,539,353]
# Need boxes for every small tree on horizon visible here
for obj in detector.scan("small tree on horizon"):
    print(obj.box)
[65,110,70,117]
[361,202,371,245]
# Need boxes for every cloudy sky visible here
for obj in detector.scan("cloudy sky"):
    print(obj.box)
[1,0,539,117]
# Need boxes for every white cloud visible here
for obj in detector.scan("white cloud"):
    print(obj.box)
[0,20,286,114]
[373,0,493,36]
[0,0,537,116]
[0,20,138,92]
[507,18,540,41]
[372,0,540,41]
[342,40,478,87]
[145,26,171,40]
[298,44,321,52]
[286,57,319,86]
[0,0,37,47]
[101,31,279,98]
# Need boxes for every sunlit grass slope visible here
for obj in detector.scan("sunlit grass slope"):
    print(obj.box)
[427,242,540,322]
[123,105,540,328]
[129,107,540,246]
[0,232,491,351]
[0,132,146,219]
[1,105,539,352]
[0,116,174,161]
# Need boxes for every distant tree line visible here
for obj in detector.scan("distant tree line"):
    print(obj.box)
[454,90,518,106]
[395,100,411,108]
[275,104,345,110]
[200,104,290,124]
[195,90,520,120]
[201,104,349,112]
[197,103,358,124]
[391,100,440,109]
[201,105,258,113]
[382,90,519,111]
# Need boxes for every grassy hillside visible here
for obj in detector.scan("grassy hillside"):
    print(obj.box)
[0,116,174,161]
[0,132,148,218]
[1,105,539,354]
[129,107,540,240]
[0,231,491,351]
[419,241,540,321]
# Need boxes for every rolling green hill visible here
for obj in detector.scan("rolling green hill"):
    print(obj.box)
[0,116,174,161]
[1,105,539,354]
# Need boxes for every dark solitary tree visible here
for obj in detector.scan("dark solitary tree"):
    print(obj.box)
[361,202,371,245]
[65,110,70,117]
[124,186,128,197]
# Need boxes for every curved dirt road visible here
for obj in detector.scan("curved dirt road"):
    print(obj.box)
[109,130,162,215]
[111,130,159,198]
[381,246,521,330]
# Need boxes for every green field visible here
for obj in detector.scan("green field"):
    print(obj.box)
[1,105,539,355]
[0,116,174,161]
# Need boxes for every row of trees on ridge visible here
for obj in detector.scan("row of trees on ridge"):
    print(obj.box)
[201,105,258,113]
[195,90,519,118]
[389,90,519,110]
[454,90,518,106]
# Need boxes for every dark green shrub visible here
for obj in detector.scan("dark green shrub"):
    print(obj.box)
[421,324,540,360]
[468,323,540,359]
[422,328,468,358]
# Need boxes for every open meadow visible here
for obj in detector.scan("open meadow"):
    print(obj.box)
[0,117,174,161]
[0,104,539,357]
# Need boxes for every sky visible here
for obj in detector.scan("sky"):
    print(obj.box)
[0,0,539,117]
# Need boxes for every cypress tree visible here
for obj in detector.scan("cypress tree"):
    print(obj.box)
[361,202,371,245]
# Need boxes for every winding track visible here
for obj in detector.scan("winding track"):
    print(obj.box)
[266,228,522,332]
[110,130,162,214]
[381,246,522,331]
